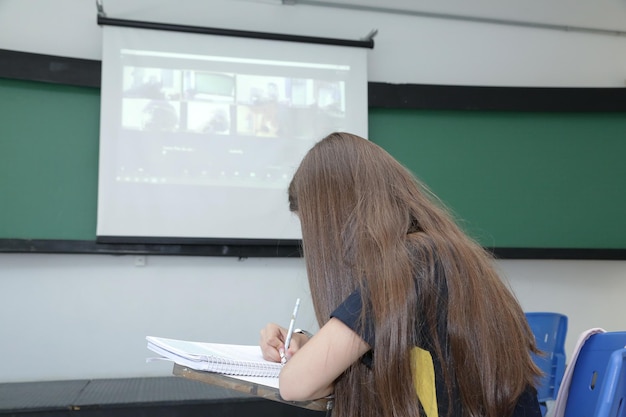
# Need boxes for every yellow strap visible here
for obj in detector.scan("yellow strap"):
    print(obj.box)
[411,347,439,417]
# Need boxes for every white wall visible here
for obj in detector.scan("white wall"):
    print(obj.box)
[2,0,626,87]
[1,0,625,383]
[0,254,316,382]
[1,254,625,383]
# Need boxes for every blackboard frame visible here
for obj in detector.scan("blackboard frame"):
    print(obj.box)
[2,49,625,259]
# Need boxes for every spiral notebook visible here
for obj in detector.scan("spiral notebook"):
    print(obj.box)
[146,336,283,378]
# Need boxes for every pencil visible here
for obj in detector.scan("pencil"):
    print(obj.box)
[282,297,301,364]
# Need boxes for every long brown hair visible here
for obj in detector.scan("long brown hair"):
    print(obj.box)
[289,132,540,417]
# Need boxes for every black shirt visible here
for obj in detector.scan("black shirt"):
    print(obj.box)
[331,289,542,417]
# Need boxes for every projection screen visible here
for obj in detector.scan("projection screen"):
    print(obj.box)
[97,25,369,243]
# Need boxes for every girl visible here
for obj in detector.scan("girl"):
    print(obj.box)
[260,132,541,417]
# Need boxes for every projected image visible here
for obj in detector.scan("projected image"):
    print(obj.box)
[187,102,231,134]
[114,58,351,191]
[235,76,346,139]
[184,71,235,101]
[122,98,181,131]
[122,67,183,132]
[123,67,182,99]
[183,71,234,134]
[121,66,346,137]
[236,77,283,137]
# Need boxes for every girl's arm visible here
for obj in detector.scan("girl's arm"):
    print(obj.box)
[278,317,370,401]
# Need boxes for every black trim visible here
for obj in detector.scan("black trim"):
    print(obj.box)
[97,16,375,49]
[489,247,626,261]
[0,49,101,88]
[96,235,302,252]
[1,239,625,260]
[0,239,302,258]
[96,235,301,247]
[368,82,626,111]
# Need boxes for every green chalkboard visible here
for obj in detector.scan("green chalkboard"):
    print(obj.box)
[369,109,626,249]
[1,78,626,251]
[0,78,100,240]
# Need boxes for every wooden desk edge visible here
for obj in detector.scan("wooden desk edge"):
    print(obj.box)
[172,363,332,412]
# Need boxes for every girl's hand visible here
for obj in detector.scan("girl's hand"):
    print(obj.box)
[260,323,288,362]
[260,323,310,362]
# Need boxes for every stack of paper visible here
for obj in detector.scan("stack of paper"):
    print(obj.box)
[146,336,283,378]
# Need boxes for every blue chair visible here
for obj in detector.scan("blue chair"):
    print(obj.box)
[525,312,568,412]
[595,348,626,417]
[564,332,626,417]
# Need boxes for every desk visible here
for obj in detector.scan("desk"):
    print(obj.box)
[172,363,332,412]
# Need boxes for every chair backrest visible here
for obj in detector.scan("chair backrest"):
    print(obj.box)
[564,332,626,417]
[595,348,626,417]
[526,312,568,402]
